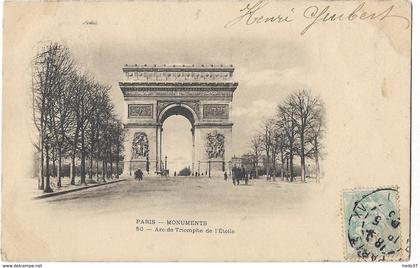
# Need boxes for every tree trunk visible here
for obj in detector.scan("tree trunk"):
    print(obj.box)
[110,156,113,179]
[300,131,306,182]
[96,158,99,181]
[57,152,62,187]
[116,145,120,179]
[102,160,106,182]
[300,155,305,182]
[71,121,80,185]
[39,136,44,190]
[280,149,284,181]
[89,121,95,181]
[314,137,320,183]
[38,103,45,190]
[289,148,294,182]
[80,128,86,185]
[265,155,269,180]
[255,163,258,178]
[89,155,93,180]
[272,153,276,181]
[52,156,56,178]
[95,124,100,181]
[44,144,53,193]
[70,155,76,185]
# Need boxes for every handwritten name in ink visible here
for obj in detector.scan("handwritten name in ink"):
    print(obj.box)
[224,0,410,35]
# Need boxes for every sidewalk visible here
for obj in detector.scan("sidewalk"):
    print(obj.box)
[34,176,128,199]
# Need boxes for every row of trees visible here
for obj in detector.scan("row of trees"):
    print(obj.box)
[248,90,325,182]
[32,42,125,192]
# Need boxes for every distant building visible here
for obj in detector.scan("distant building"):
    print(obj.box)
[231,155,242,168]
[231,154,255,171]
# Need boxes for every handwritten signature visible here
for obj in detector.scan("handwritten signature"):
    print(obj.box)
[224,0,410,35]
[83,20,97,25]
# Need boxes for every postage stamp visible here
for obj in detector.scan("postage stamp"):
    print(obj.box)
[342,187,401,261]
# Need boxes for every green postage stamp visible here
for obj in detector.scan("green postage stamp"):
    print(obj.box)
[343,187,401,261]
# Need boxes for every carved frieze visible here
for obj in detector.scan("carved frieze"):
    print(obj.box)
[203,104,229,119]
[122,89,234,100]
[128,104,153,118]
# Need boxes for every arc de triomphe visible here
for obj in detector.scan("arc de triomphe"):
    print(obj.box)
[119,64,238,176]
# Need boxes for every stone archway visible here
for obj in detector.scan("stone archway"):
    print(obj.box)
[119,64,238,177]
[157,103,198,174]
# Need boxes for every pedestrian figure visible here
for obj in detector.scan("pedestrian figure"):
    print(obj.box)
[236,168,241,185]
[224,172,228,181]
[134,169,143,181]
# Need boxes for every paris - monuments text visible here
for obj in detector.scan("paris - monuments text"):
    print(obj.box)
[119,64,238,175]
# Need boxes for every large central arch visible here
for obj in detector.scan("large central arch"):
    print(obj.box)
[119,64,238,177]
[159,103,197,125]
[158,103,197,173]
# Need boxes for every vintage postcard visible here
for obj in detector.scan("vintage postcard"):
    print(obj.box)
[1,0,411,262]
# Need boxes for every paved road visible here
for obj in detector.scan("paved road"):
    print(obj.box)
[38,175,319,218]
[18,176,328,261]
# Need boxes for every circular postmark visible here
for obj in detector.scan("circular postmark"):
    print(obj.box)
[347,188,401,261]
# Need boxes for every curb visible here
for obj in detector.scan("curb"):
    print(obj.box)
[34,179,127,199]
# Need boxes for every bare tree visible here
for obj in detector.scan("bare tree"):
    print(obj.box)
[93,85,111,181]
[249,90,325,183]
[271,124,287,181]
[249,134,263,178]
[86,83,107,182]
[114,121,125,179]
[32,42,129,191]
[261,119,278,180]
[50,65,76,187]
[32,42,75,192]
[67,73,84,185]
[288,90,322,182]
[307,99,326,182]
[79,76,97,185]
[277,101,298,182]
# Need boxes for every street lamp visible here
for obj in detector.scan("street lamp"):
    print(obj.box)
[208,159,211,178]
